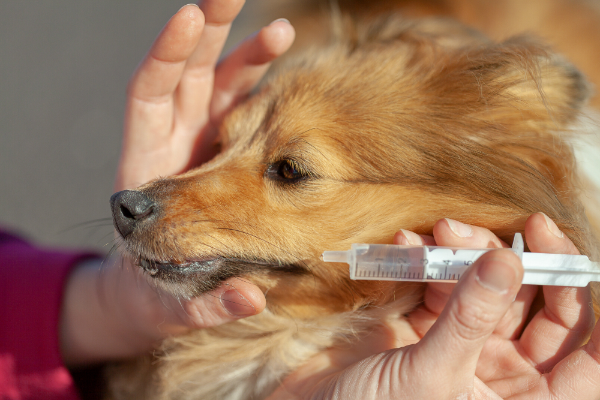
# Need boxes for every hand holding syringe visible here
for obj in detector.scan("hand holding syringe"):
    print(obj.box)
[299,216,600,399]
[323,233,600,286]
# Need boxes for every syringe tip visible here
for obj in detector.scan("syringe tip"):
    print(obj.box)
[322,250,349,264]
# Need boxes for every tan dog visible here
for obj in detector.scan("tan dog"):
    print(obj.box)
[108,13,599,400]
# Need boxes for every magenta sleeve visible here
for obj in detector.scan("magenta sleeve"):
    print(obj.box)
[0,230,100,400]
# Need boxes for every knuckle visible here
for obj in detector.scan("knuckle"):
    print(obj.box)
[183,300,211,329]
[448,299,498,342]
[473,227,504,248]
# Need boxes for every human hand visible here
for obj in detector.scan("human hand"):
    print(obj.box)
[60,256,266,366]
[61,1,295,366]
[268,213,600,399]
[115,1,295,190]
[402,213,598,398]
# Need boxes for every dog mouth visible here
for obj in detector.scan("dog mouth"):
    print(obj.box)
[136,255,309,296]
[135,256,252,296]
[138,257,224,276]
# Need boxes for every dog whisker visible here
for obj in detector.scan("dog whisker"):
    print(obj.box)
[188,218,265,234]
[102,245,119,268]
[58,217,114,234]
[93,230,118,247]
[203,233,238,261]
[215,227,311,269]
[232,276,255,286]
[193,204,221,214]
[164,217,312,269]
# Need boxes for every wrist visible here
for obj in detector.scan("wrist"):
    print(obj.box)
[59,257,157,366]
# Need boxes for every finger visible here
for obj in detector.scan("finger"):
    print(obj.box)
[493,285,539,339]
[210,18,296,122]
[411,283,538,342]
[130,5,205,103]
[408,282,455,338]
[179,19,296,168]
[541,317,600,400]
[177,277,266,329]
[396,228,453,338]
[433,218,510,248]
[174,0,246,132]
[393,229,435,246]
[407,220,518,338]
[436,218,542,340]
[192,0,247,68]
[117,5,205,190]
[410,250,523,386]
[430,219,509,302]
[525,212,580,255]
[393,227,453,306]
[518,213,595,371]
[157,278,266,336]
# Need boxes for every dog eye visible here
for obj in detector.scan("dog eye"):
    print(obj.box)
[279,160,302,180]
[266,160,309,183]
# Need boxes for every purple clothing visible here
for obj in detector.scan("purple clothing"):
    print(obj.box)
[0,230,98,400]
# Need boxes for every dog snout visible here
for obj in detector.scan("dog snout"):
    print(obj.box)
[110,190,156,238]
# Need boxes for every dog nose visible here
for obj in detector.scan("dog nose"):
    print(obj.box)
[110,190,156,238]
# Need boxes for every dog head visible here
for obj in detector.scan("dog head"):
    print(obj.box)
[111,16,593,317]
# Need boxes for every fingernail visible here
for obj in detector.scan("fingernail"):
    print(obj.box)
[399,229,424,245]
[475,253,518,294]
[542,213,564,239]
[270,18,290,25]
[179,3,199,11]
[446,218,473,238]
[220,288,256,317]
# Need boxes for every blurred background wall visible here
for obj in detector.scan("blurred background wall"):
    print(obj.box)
[0,1,297,251]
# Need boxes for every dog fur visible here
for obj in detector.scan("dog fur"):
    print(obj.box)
[108,12,600,400]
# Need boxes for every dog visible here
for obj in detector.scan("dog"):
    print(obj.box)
[107,12,599,400]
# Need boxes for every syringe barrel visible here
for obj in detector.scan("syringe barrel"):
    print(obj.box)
[349,244,427,280]
[347,244,491,281]
[323,239,600,286]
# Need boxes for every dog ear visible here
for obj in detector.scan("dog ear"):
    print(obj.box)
[455,37,591,129]
[346,17,590,129]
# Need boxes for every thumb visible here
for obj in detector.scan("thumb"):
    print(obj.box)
[176,279,266,330]
[411,250,523,389]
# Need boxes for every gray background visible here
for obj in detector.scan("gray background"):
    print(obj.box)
[0,1,290,251]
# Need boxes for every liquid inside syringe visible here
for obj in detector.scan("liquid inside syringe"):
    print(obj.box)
[322,234,600,287]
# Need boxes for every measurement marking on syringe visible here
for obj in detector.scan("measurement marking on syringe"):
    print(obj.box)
[325,235,600,286]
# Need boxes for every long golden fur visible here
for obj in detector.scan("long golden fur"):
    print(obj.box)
[108,9,600,400]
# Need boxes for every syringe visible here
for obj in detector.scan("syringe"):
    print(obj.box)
[322,234,600,286]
